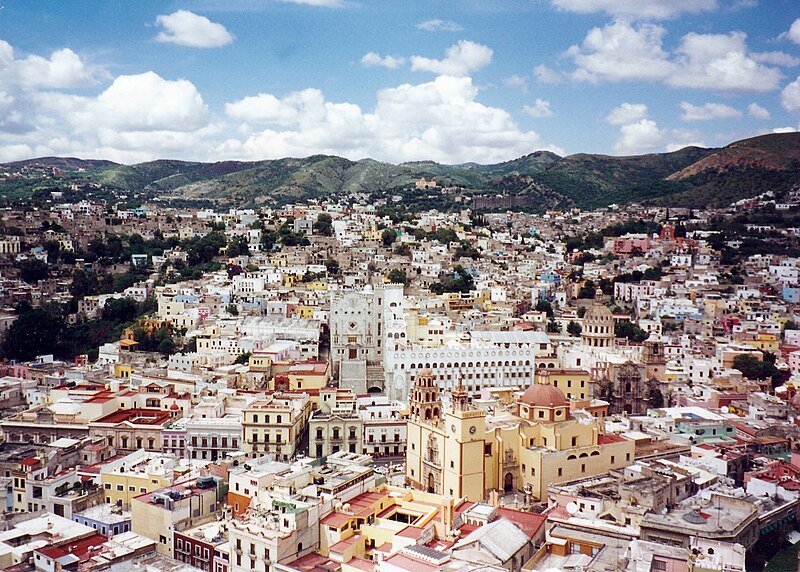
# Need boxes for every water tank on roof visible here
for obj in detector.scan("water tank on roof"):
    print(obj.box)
[197,476,216,489]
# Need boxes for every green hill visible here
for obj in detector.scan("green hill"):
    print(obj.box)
[3,132,800,211]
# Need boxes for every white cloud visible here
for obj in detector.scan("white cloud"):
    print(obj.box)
[360,52,406,69]
[606,103,671,154]
[551,0,716,20]
[670,32,783,91]
[29,72,211,163]
[0,144,35,162]
[0,38,564,165]
[0,40,100,90]
[773,126,798,133]
[568,22,783,92]
[568,22,675,83]
[782,76,800,112]
[91,72,209,132]
[416,19,463,32]
[503,75,528,92]
[666,128,705,151]
[606,103,649,125]
[276,0,344,6]
[785,19,800,45]
[223,75,562,163]
[752,51,800,67]
[524,99,553,118]
[155,10,233,48]
[747,102,770,119]
[410,41,493,76]
[533,64,562,85]
[615,120,663,154]
[679,102,741,121]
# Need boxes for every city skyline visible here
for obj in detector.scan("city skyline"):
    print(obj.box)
[1,0,800,164]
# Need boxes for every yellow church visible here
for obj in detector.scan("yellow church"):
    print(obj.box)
[405,369,635,502]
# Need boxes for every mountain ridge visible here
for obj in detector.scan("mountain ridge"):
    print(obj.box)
[3,132,799,210]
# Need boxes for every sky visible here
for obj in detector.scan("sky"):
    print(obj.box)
[1,0,800,165]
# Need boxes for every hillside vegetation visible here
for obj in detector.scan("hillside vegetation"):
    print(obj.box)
[3,132,799,211]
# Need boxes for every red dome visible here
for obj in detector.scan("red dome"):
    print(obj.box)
[520,383,567,408]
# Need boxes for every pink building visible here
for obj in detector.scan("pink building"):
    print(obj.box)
[613,235,652,257]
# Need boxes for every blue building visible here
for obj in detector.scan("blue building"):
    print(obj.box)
[73,504,132,537]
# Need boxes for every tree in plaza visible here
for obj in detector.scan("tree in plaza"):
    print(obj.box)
[566,320,582,337]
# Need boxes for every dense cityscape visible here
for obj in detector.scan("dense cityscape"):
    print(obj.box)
[5,2,800,572]
[0,157,798,572]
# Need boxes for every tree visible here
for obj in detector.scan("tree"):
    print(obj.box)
[649,388,665,408]
[325,258,340,275]
[429,265,474,295]
[43,240,61,264]
[313,214,333,236]
[535,299,554,318]
[386,268,409,286]
[102,298,138,324]
[187,232,227,265]
[18,258,49,284]
[578,279,597,299]
[234,352,252,365]
[615,321,648,342]
[394,244,412,257]
[2,309,64,361]
[225,236,250,257]
[566,320,582,337]
[226,304,239,316]
[381,228,397,247]
[732,353,784,387]
[547,320,561,333]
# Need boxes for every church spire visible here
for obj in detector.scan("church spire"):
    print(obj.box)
[452,373,469,413]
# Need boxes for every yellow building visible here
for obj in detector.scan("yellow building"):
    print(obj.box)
[100,452,175,507]
[406,369,634,502]
[242,394,312,461]
[534,369,591,401]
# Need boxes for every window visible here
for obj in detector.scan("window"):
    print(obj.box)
[571,436,577,447]
[652,560,667,571]
[116,485,124,491]
[558,468,562,477]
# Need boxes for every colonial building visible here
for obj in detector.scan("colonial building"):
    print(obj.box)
[330,285,403,394]
[241,393,311,461]
[406,369,635,502]
[581,291,615,350]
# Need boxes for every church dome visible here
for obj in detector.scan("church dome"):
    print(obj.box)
[584,294,614,325]
[419,367,433,377]
[520,383,567,408]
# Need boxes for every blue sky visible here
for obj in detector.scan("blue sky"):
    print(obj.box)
[1,0,800,165]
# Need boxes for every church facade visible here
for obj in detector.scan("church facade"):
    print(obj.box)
[406,369,635,502]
